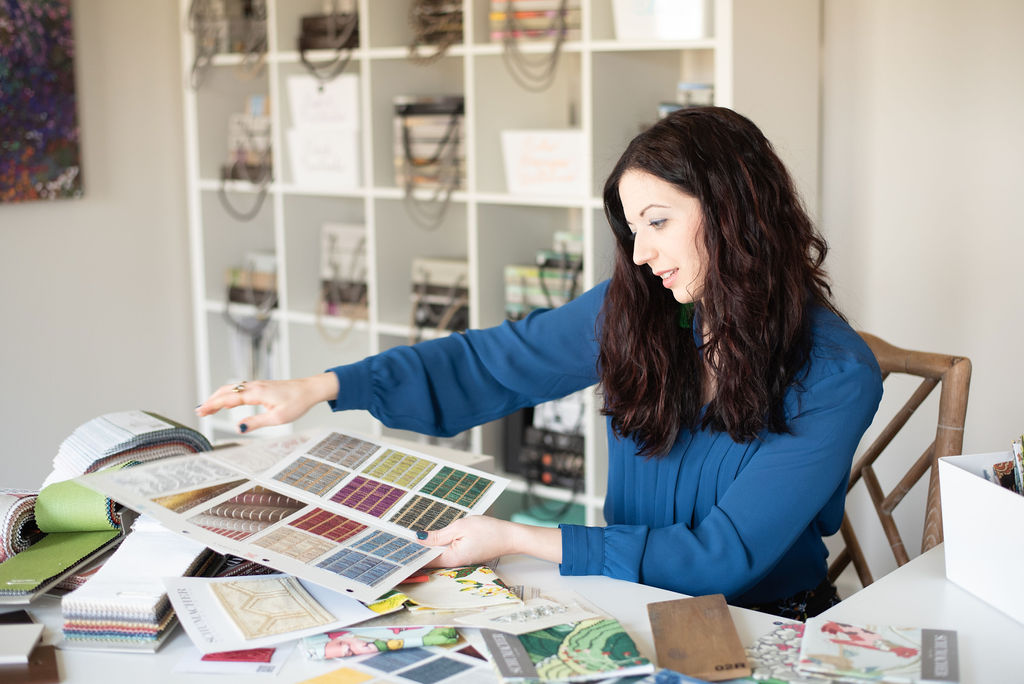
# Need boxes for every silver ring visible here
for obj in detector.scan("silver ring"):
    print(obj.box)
[232,382,247,393]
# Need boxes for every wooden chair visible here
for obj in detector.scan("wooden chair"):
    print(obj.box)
[828,332,972,589]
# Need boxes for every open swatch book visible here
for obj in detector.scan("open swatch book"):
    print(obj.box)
[76,427,510,603]
[0,411,213,604]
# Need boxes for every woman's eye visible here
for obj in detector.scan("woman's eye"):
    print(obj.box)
[649,219,667,229]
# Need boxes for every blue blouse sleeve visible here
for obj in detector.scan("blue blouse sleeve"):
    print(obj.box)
[559,349,883,598]
[325,282,606,436]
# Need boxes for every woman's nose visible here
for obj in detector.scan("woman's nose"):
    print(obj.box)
[632,230,653,266]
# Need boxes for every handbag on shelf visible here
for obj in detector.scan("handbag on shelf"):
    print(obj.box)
[408,257,469,342]
[394,95,465,229]
[319,223,368,320]
[298,0,359,83]
[188,0,267,88]
[408,0,463,64]
[219,106,272,221]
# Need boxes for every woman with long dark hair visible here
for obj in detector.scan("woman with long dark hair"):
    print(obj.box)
[198,107,882,619]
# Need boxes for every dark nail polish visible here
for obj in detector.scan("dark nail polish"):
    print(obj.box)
[416,531,428,540]
[239,423,248,433]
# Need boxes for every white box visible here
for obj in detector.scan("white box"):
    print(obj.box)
[501,130,586,196]
[612,0,712,41]
[938,451,1024,624]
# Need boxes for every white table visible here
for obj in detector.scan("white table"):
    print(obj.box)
[21,546,1021,683]
[17,555,782,683]
[819,544,1024,683]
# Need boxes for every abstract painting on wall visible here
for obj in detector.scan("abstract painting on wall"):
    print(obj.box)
[0,0,83,203]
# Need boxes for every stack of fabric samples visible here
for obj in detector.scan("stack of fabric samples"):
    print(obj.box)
[0,477,126,602]
[44,410,213,486]
[61,516,220,651]
[0,489,43,563]
[0,410,214,604]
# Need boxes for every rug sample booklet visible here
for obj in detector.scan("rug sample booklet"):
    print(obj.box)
[165,573,375,654]
[77,429,508,603]
[797,618,959,683]
[481,616,654,682]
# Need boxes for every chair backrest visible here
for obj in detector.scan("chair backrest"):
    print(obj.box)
[828,331,972,589]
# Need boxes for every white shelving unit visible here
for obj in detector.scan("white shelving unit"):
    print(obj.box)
[180,0,822,526]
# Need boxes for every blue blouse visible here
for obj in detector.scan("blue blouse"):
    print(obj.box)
[327,280,882,604]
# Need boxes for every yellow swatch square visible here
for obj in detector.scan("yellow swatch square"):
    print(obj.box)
[298,666,374,684]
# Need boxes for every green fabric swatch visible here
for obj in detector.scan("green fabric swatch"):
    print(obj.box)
[34,479,118,533]
[0,530,120,596]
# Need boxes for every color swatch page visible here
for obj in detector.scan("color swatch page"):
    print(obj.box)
[76,429,508,603]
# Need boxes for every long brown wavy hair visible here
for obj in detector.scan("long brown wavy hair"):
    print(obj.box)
[599,107,840,456]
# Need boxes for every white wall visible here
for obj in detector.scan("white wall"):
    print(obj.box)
[821,0,1024,587]
[0,0,194,489]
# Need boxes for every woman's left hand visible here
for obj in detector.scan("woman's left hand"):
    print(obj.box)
[418,515,562,567]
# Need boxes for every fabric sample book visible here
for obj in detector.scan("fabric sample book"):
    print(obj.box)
[0,478,125,603]
[0,490,43,563]
[44,410,213,487]
[0,410,213,604]
[60,516,217,652]
[78,428,508,603]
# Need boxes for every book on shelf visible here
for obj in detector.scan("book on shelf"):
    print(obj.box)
[489,0,582,42]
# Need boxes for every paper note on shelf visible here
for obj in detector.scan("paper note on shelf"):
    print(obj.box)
[612,0,713,41]
[286,73,360,131]
[501,130,586,196]
[77,428,509,603]
[287,127,361,189]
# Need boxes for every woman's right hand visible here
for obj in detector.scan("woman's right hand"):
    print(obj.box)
[194,372,339,433]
